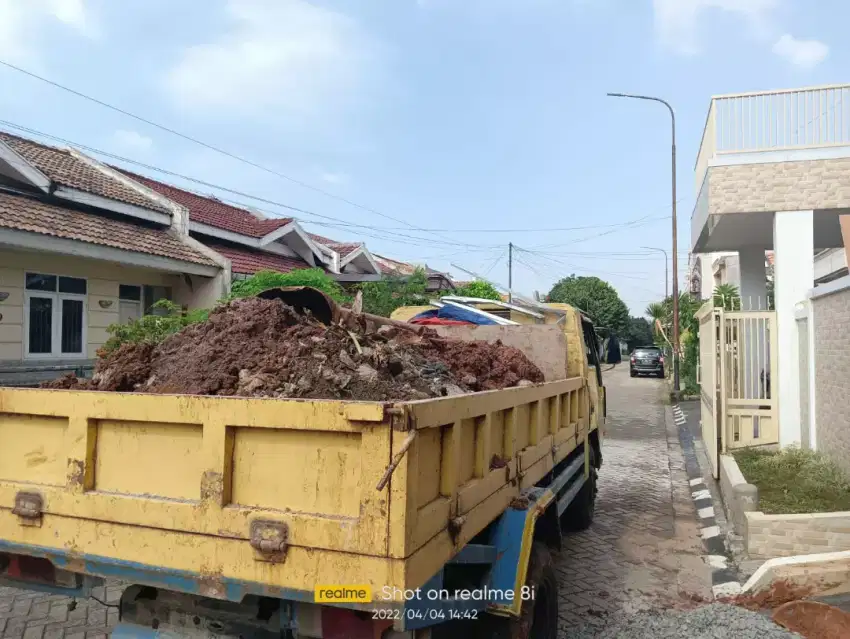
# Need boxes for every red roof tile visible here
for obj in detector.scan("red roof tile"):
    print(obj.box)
[374,254,416,275]
[0,190,216,266]
[308,233,362,258]
[0,132,169,214]
[207,242,310,275]
[116,168,292,238]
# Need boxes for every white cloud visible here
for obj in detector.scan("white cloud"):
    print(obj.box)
[652,0,777,54]
[772,33,829,68]
[165,0,377,118]
[111,129,154,152]
[0,0,95,65]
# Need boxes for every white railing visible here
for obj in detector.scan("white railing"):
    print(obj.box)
[694,84,850,190]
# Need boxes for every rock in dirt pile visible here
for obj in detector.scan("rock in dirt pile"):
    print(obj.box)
[45,297,544,401]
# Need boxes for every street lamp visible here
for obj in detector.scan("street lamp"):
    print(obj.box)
[607,92,680,393]
[641,246,669,300]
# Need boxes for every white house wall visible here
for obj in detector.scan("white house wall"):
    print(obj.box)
[0,248,176,360]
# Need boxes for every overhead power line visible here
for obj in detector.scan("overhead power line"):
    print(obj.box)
[303,215,670,234]
[0,120,498,252]
[0,58,458,244]
[0,120,683,258]
[0,60,687,242]
[513,247,665,297]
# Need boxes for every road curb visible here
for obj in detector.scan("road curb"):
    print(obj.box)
[668,402,742,597]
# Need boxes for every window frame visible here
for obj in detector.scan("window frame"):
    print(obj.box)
[119,284,143,324]
[23,272,88,360]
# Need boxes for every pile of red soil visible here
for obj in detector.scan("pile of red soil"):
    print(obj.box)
[44,297,543,401]
[718,580,814,612]
[772,600,850,638]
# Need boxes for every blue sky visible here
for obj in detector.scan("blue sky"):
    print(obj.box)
[0,0,839,315]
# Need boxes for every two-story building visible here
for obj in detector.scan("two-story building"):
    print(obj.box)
[691,84,850,449]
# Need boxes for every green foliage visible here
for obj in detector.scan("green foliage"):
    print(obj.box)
[101,299,208,355]
[681,331,700,395]
[453,280,501,301]
[623,316,654,348]
[734,448,850,514]
[358,268,429,317]
[229,268,349,303]
[645,302,666,322]
[645,293,702,390]
[547,275,629,333]
[713,283,741,310]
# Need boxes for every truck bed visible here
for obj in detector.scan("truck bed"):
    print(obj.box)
[0,378,589,604]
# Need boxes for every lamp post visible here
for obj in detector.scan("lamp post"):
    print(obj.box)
[607,92,680,392]
[641,246,669,300]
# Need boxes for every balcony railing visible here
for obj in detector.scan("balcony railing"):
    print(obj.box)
[694,84,850,191]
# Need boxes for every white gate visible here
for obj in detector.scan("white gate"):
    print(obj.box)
[721,310,779,450]
[697,302,779,479]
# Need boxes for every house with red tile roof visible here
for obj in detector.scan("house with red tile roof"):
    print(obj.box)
[0,129,388,383]
[373,254,458,293]
[114,170,383,283]
[0,131,229,384]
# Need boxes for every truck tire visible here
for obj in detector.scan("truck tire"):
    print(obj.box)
[477,542,558,639]
[561,448,597,532]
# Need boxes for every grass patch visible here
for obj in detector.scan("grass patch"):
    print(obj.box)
[733,448,850,515]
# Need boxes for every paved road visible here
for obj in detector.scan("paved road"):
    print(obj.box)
[556,365,712,634]
[1,365,711,638]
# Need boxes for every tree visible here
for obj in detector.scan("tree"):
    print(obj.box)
[713,283,740,310]
[358,268,429,317]
[230,268,349,303]
[547,275,629,333]
[453,280,501,301]
[623,316,654,348]
[645,302,666,327]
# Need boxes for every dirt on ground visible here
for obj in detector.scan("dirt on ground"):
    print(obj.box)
[772,600,850,638]
[43,297,543,401]
[718,580,814,612]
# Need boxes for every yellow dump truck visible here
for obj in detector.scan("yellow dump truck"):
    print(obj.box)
[0,300,605,639]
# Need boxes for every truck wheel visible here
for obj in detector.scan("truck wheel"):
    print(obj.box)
[561,448,597,532]
[477,542,558,639]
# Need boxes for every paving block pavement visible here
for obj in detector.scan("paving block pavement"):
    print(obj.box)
[0,585,121,639]
[555,365,712,634]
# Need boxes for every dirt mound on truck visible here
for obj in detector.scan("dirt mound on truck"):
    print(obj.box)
[43,297,543,401]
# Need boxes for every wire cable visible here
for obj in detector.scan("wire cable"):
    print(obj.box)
[0,58,461,244]
[0,120,500,251]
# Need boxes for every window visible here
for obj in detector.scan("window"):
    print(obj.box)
[24,273,87,358]
[119,285,142,324]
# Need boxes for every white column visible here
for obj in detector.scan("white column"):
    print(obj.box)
[738,247,767,310]
[773,210,814,447]
[701,253,715,300]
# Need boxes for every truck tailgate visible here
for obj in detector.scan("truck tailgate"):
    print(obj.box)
[0,389,393,596]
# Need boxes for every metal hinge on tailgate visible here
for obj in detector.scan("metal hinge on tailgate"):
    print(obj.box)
[249,520,289,563]
[12,491,43,527]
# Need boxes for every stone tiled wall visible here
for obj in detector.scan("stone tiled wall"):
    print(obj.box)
[708,158,850,214]
[746,511,850,558]
[813,281,850,477]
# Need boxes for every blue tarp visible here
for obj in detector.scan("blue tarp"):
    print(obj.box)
[411,304,500,325]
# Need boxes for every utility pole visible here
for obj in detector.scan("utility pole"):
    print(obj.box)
[508,242,513,303]
[607,92,680,393]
